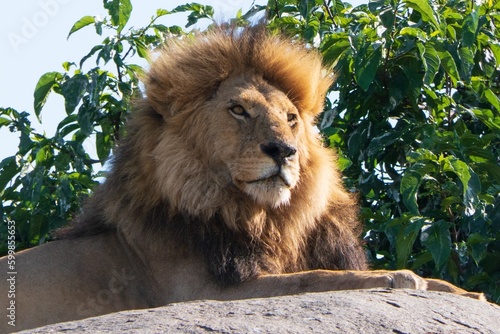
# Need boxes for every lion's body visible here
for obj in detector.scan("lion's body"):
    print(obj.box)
[0,26,484,332]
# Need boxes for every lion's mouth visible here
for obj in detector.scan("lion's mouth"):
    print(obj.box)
[234,168,297,207]
[246,170,294,188]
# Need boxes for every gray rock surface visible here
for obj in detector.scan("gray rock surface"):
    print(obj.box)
[20,289,500,333]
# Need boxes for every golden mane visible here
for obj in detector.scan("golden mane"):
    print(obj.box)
[57,26,368,285]
[146,27,331,119]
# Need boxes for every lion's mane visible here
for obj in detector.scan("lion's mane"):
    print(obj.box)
[58,26,367,285]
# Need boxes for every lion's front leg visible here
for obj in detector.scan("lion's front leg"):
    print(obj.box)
[285,269,429,290]
[220,270,427,301]
[220,270,484,301]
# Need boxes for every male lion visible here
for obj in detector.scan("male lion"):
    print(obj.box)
[0,26,483,332]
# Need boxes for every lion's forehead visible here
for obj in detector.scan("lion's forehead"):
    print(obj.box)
[221,76,298,118]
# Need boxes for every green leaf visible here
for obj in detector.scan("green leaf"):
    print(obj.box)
[68,172,97,188]
[421,221,451,272]
[34,72,63,121]
[79,45,104,68]
[134,39,149,59]
[35,145,53,166]
[0,156,19,192]
[379,5,396,29]
[61,74,88,114]
[419,44,440,85]
[28,214,45,244]
[97,44,113,65]
[395,217,427,269]
[335,148,352,171]
[466,147,495,163]
[404,0,440,29]
[401,170,422,215]
[410,252,433,270]
[103,0,133,33]
[435,49,460,85]
[304,15,320,41]
[446,25,456,40]
[407,148,438,163]
[458,46,474,83]
[474,163,500,183]
[441,196,461,210]
[62,62,75,72]
[126,64,145,79]
[77,106,94,137]
[441,157,471,198]
[480,47,496,77]
[462,10,478,47]
[368,0,387,12]
[321,36,351,66]
[471,108,500,133]
[172,3,214,27]
[96,132,112,161]
[0,117,11,128]
[400,27,427,41]
[15,111,34,154]
[156,9,170,17]
[56,114,78,136]
[483,88,500,112]
[67,16,95,39]
[118,81,132,96]
[467,233,492,265]
[464,170,481,217]
[367,131,402,156]
[355,46,382,91]
[347,126,366,163]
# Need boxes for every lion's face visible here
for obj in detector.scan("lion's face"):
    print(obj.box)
[146,29,333,215]
[203,74,304,208]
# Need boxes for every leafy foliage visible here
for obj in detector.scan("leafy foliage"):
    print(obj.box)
[0,2,216,254]
[1,0,499,302]
[273,0,500,302]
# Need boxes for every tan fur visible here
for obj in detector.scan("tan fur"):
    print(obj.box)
[0,26,484,332]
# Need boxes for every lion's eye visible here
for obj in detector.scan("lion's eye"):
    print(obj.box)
[287,113,298,127]
[229,105,249,120]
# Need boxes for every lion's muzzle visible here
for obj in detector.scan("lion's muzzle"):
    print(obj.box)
[231,141,299,208]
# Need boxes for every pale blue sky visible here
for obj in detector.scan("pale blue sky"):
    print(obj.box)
[0,0,364,162]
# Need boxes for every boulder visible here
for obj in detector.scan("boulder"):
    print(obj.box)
[21,289,500,333]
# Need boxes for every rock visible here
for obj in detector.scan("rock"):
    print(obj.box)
[20,289,500,333]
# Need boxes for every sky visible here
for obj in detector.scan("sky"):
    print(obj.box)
[0,0,364,162]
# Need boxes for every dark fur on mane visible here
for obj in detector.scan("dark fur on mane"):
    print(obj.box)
[57,194,367,287]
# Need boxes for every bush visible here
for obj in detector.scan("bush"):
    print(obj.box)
[1,0,499,302]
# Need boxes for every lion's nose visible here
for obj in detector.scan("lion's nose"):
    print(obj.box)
[260,141,297,165]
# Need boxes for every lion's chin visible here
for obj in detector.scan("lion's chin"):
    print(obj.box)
[241,177,293,208]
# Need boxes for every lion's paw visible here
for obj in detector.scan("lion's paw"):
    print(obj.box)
[387,270,427,290]
[356,270,427,290]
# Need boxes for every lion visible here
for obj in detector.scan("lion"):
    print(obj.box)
[0,26,484,332]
